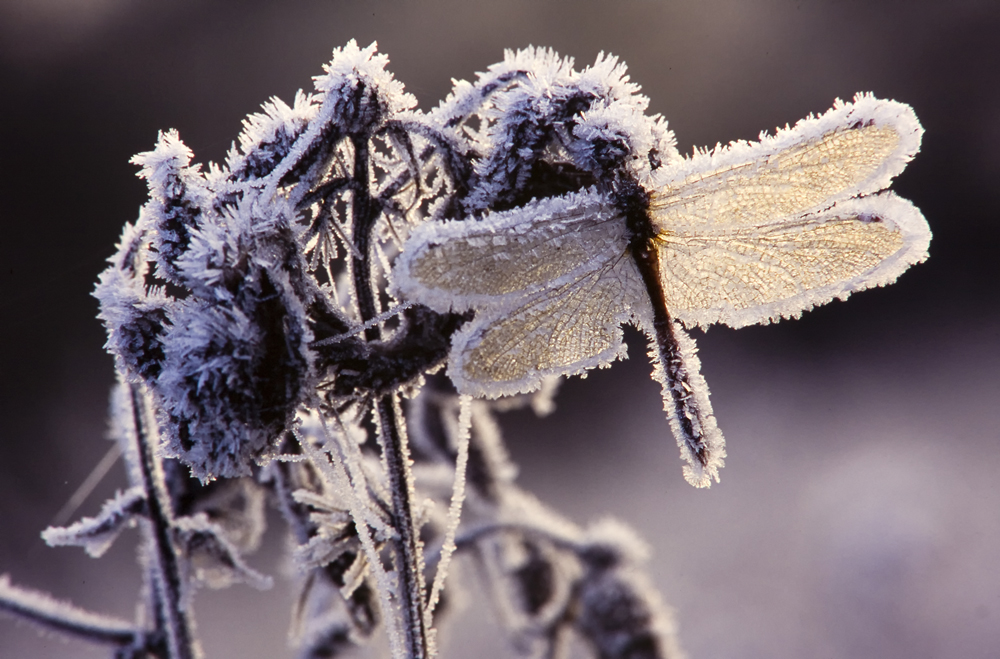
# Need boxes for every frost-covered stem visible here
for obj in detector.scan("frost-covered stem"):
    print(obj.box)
[348,127,429,658]
[268,447,314,546]
[128,384,198,659]
[376,396,429,659]
[426,396,471,619]
[0,576,138,649]
[350,134,382,343]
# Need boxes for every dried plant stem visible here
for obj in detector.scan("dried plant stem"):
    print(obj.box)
[426,395,472,619]
[0,576,137,648]
[349,127,430,658]
[129,383,199,659]
[376,396,429,659]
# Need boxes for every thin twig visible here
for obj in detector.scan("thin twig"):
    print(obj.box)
[129,384,199,659]
[376,396,429,659]
[426,396,472,619]
[0,575,139,649]
[50,442,122,527]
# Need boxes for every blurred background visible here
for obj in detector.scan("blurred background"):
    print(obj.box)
[1,1,997,657]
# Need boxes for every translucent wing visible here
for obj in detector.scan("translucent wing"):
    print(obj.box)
[659,193,930,327]
[392,189,627,313]
[648,95,929,328]
[445,259,647,398]
[446,253,725,489]
[648,94,923,230]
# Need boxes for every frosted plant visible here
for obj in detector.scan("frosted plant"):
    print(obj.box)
[0,41,927,659]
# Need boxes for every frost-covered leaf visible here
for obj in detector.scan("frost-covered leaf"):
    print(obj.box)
[94,225,171,383]
[227,91,320,183]
[130,130,210,287]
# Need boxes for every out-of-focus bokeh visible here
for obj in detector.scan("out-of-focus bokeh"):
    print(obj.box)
[1,1,997,657]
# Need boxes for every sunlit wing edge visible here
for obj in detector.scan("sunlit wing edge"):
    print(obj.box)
[646,93,923,209]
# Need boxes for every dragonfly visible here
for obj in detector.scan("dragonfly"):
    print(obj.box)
[392,93,930,487]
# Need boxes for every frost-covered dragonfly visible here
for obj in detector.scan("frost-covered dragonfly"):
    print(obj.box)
[393,94,930,487]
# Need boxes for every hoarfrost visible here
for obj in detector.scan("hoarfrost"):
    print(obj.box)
[426,395,472,619]
[41,487,146,558]
[8,39,930,659]
[0,575,137,647]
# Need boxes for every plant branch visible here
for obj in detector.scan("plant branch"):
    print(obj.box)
[0,575,139,649]
[349,122,429,658]
[129,384,199,659]
[376,396,429,659]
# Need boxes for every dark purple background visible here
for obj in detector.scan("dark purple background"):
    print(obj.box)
[2,2,998,657]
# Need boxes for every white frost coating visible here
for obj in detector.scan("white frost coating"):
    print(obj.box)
[312,301,414,347]
[225,90,319,175]
[530,376,562,417]
[296,415,406,659]
[0,574,136,640]
[263,40,416,203]
[434,46,679,215]
[130,129,200,193]
[444,256,644,399]
[392,188,626,311]
[647,323,726,488]
[41,487,145,558]
[425,396,471,627]
[647,93,922,213]
[301,413,393,541]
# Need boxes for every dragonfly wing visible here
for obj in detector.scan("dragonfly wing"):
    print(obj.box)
[449,251,727,489]
[392,189,627,312]
[447,258,647,398]
[648,95,927,328]
[648,94,923,231]
[658,192,930,328]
